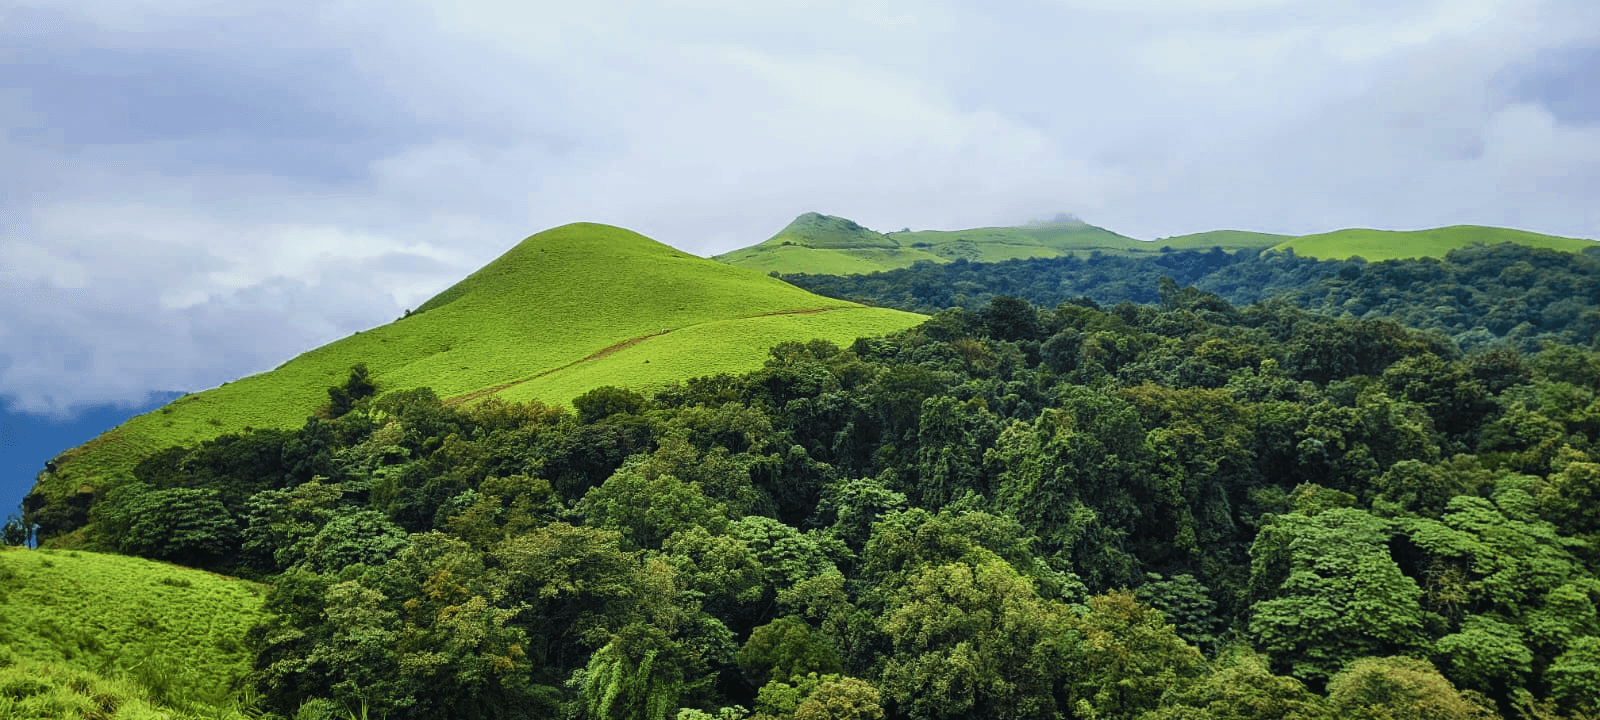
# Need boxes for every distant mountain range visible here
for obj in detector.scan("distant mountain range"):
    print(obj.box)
[716,212,1597,274]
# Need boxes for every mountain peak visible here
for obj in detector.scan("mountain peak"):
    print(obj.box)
[767,213,898,250]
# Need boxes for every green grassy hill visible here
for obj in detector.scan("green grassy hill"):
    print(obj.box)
[721,214,1598,275]
[1153,229,1292,250]
[717,214,1277,275]
[1270,224,1598,261]
[31,223,925,526]
[0,547,266,718]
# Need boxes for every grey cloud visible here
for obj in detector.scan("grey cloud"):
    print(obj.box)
[1506,46,1600,126]
[4,0,1600,415]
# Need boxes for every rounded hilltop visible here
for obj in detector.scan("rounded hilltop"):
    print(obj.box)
[414,222,695,315]
[26,221,925,542]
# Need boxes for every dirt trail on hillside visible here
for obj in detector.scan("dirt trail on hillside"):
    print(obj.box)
[742,306,848,318]
[445,328,676,407]
[443,306,860,407]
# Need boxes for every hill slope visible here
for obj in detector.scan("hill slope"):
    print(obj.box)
[0,547,266,717]
[1270,224,1598,260]
[717,214,1277,274]
[724,215,1598,275]
[29,223,924,530]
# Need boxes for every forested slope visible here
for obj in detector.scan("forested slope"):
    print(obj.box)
[782,242,1600,352]
[43,288,1600,720]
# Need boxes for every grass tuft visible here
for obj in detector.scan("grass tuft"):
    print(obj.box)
[0,547,266,718]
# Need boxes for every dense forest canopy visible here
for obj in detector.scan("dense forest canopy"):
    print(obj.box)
[781,243,1600,354]
[18,269,1600,719]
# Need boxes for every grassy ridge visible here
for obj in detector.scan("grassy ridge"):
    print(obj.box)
[717,214,1165,274]
[1153,229,1292,250]
[722,215,1598,275]
[713,245,933,275]
[1270,224,1598,260]
[34,223,924,512]
[718,214,1283,275]
[0,548,266,717]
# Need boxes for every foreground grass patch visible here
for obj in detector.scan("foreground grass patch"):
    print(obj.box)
[0,651,262,720]
[0,547,266,714]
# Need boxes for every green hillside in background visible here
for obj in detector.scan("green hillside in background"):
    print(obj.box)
[715,212,1170,274]
[1270,224,1598,260]
[721,214,1597,275]
[0,547,265,718]
[1152,229,1293,249]
[30,223,924,525]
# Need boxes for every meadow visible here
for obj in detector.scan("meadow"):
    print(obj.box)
[1269,224,1598,260]
[0,547,266,719]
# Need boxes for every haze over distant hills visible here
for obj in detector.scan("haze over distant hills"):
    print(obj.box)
[717,212,1598,275]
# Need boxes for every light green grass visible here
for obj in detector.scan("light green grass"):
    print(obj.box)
[501,306,924,406]
[0,653,257,720]
[0,547,266,717]
[718,215,1183,275]
[891,223,1147,260]
[714,245,945,275]
[749,212,900,251]
[37,223,926,510]
[1270,225,1599,261]
[721,214,1599,275]
[1152,230,1291,251]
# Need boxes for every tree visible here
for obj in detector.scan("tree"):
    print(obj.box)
[877,555,1079,720]
[1247,508,1425,682]
[296,509,408,575]
[1324,656,1496,720]
[92,483,239,570]
[2,513,31,547]
[577,623,691,720]
[1433,615,1533,697]
[979,296,1044,342]
[1547,637,1600,714]
[386,533,546,719]
[752,673,885,720]
[575,386,651,425]
[327,363,377,418]
[1066,590,1206,719]
[738,617,844,688]
[491,522,653,674]
[1139,648,1323,720]
[576,457,730,551]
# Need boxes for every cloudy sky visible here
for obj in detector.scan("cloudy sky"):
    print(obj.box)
[3,0,1599,418]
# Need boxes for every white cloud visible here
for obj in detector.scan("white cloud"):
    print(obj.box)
[3,0,1599,413]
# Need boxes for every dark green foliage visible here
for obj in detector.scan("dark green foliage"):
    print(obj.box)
[326,363,377,418]
[1247,508,1425,682]
[978,295,1045,342]
[91,483,238,569]
[2,513,30,546]
[1323,656,1497,720]
[575,385,651,424]
[738,616,843,686]
[1140,649,1324,720]
[783,242,1600,351]
[78,275,1600,719]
